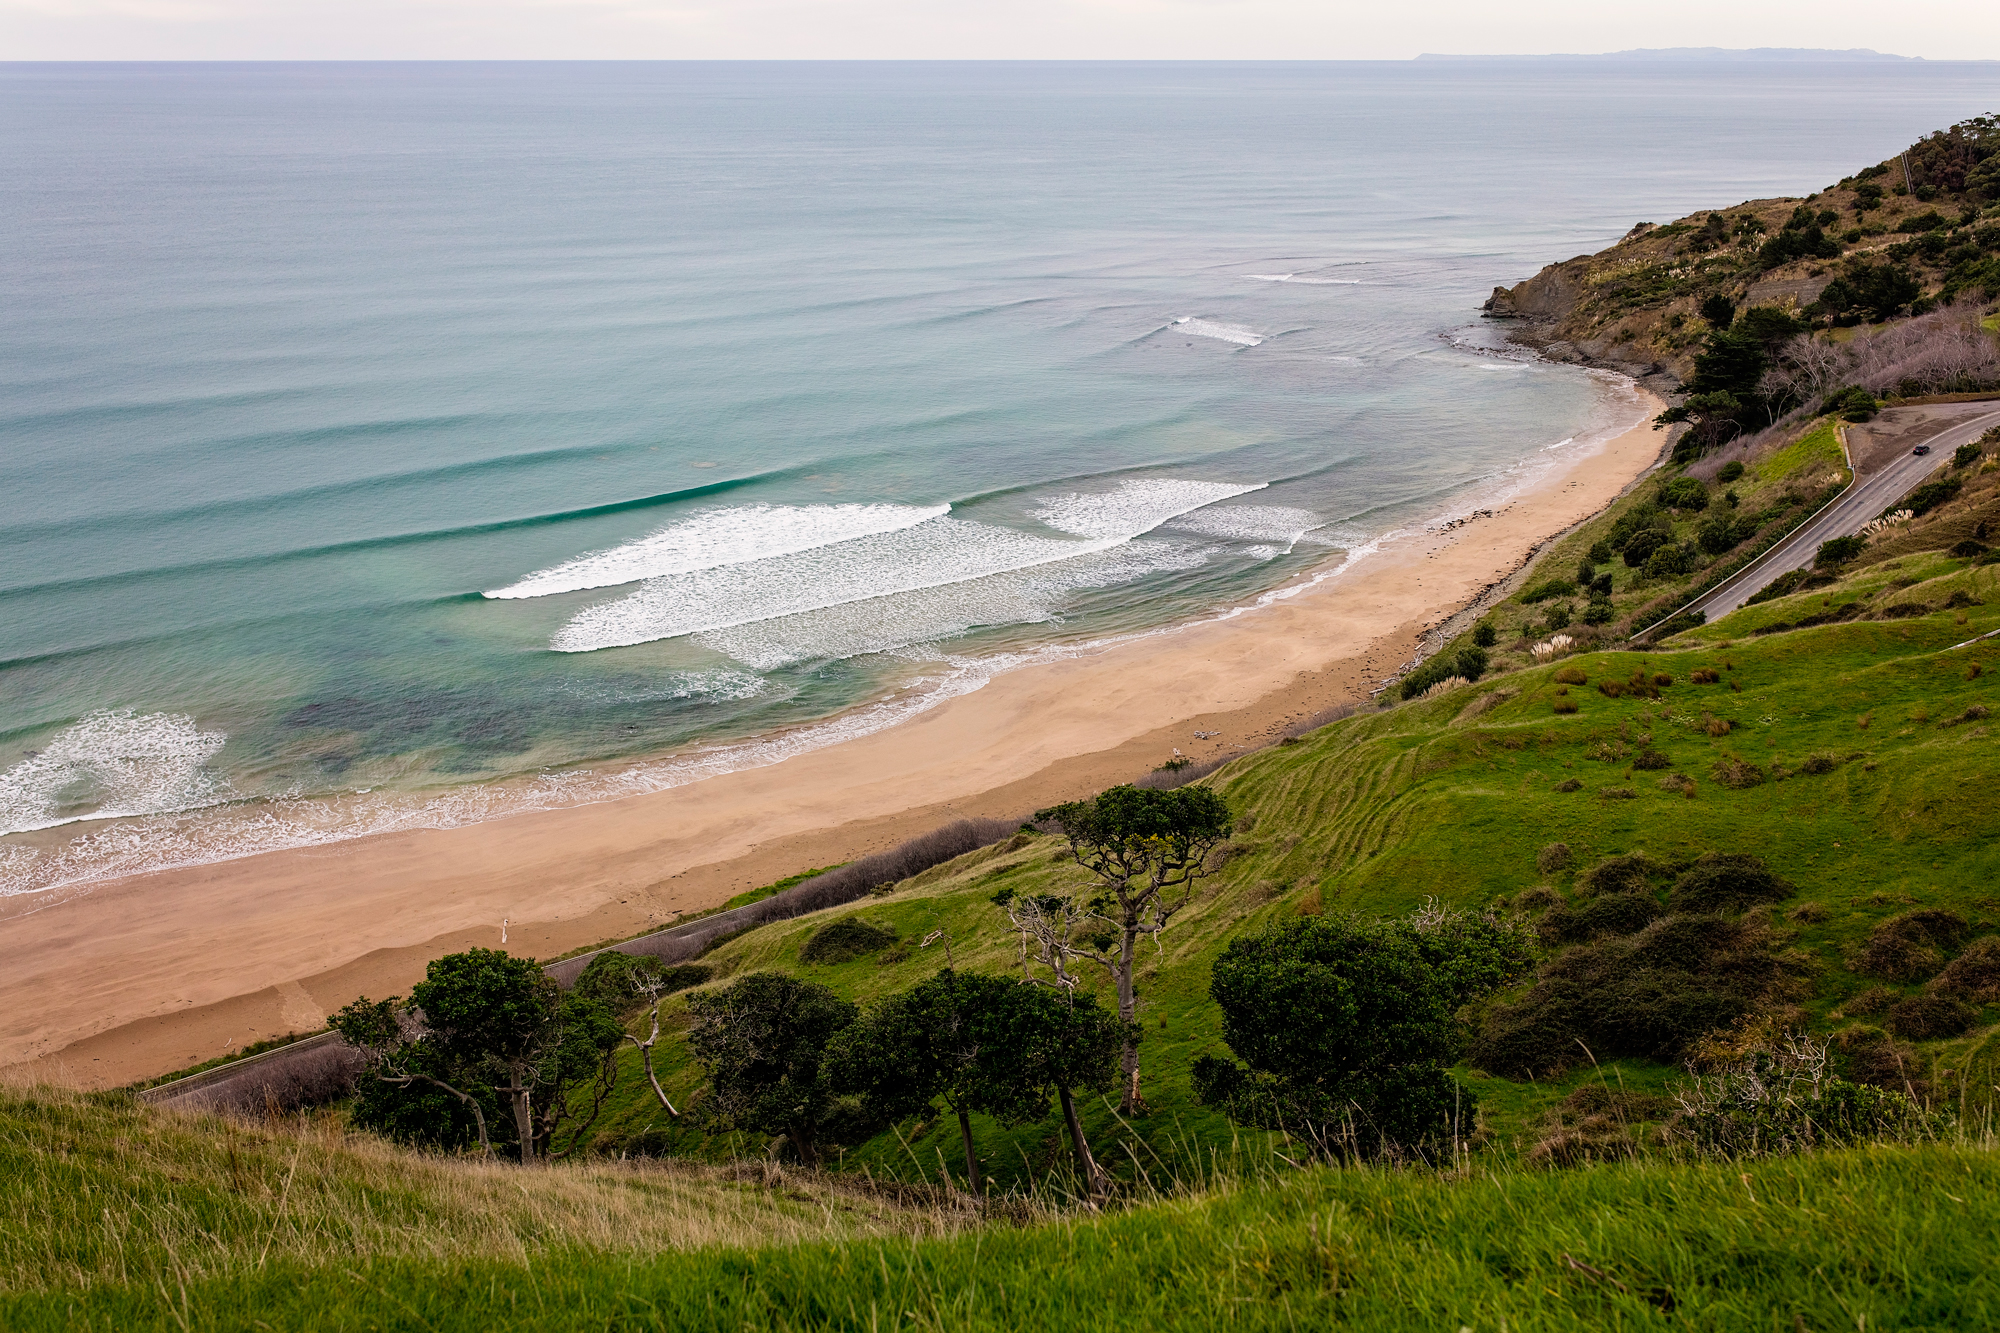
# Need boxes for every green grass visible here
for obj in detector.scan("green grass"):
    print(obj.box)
[563,544,2000,1183]
[7,1095,1998,1331]
[25,398,2000,1329]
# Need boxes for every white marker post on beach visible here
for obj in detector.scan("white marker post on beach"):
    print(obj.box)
[501,917,508,944]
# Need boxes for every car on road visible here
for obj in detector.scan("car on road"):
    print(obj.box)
[1913,445,1931,455]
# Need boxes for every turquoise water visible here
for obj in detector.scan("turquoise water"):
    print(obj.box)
[4,61,1996,894]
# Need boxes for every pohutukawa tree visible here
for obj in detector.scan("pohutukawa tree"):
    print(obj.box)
[1005,783,1233,1113]
[683,971,859,1166]
[826,969,1054,1196]
[333,947,623,1164]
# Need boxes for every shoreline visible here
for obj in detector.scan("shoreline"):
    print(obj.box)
[4,383,1668,1089]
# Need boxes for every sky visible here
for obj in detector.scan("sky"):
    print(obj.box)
[1,0,1995,63]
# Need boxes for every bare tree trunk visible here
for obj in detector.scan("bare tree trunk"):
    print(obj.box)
[504,1068,538,1165]
[1056,1084,1107,1198]
[954,1103,982,1198]
[1115,914,1143,1114]
[625,1007,680,1116]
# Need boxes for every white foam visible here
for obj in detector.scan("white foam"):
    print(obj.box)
[486,502,950,599]
[1164,503,1328,546]
[0,711,229,836]
[700,538,1218,670]
[1245,274,1362,285]
[1172,317,1263,347]
[552,478,1262,654]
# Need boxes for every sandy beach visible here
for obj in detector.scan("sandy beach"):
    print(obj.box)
[3,385,1667,1088]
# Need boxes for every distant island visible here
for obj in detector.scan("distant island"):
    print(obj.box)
[1418,47,1936,62]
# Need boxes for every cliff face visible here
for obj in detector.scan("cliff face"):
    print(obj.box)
[1483,122,2000,389]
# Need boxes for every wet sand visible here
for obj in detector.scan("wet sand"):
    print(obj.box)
[4,388,1667,1088]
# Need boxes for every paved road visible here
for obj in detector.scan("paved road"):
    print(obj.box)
[1644,406,2000,634]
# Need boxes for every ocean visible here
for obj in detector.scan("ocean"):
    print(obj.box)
[3,59,1995,897]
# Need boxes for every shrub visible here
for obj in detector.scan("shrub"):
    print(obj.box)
[1799,752,1840,775]
[1816,535,1866,567]
[1622,529,1668,568]
[799,917,899,965]
[1668,854,1790,914]
[1472,621,1498,648]
[1535,842,1573,874]
[1718,461,1746,482]
[1576,853,1668,897]
[1581,599,1615,625]
[1543,602,1572,630]
[1931,936,2000,1003]
[1887,993,1976,1040]
[1951,539,1990,557]
[1551,698,1579,715]
[572,954,711,1016]
[1632,749,1672,770]
[1857,909,1969,983]
[1829,1027,1930,1101]
[1648,610,1706,640]
[1520,578,1576,604]
[1553,776,1582,790]
[1537,891,1662,946]
[1469,913,1780,1077]
[1690,667,1720,683]
[1515,885,1563,912]
[1904,475,1963,517]
[1553,665,1587,685]
[1658,773,1697,796]
[1955,440,1985,468]
[1710,757,1764,789]
[1789,901,1830,924]
[1664,1034,1941,1158]
[1197,909,1534,1155]
[1658,476,1710,511]
[1399,646,1491,700]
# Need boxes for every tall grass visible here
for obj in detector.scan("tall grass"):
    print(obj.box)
[0,1084,977,1299]
[7,1081,1999,1330]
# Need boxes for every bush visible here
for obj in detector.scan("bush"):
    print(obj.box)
[1658,477,1710,511]
[1664,1034,1941,1158]
[1904,475,1963,517]
[1535,842,1572,874]
[1577,853,1667,897]
[1710,757,1765,789]
[1197,908,1534,1155]
[1553,776,1581,790]
[1648,610,1706,640]
[1955,441,1985,468]
[1537,892,1663,946]
[1632,749,1672,770]
[1690,668,1720,683]
[1799,752,1840,775]
[1588,540,1613,563]
[572,954,711,1016]
[1515,885,1563,911]
[1400,646,1489,700]
[799,917,899,965]
[1581,600,1615,625]
[1887,993,1976,1040]
[1857,909,1969,983]
[1552,665,1587,685]
[1472,621,1497,648]
[1815,535,1866,567]
[1622,529,1668,568]
[1932,936,2000,1003]
[1469,913,1780,1077]
[1519,578,1576,604]
[1718,461,1746,482]
[1551,697,1579,715]
[1668,854,1791,915]
[1543,603,1572,630]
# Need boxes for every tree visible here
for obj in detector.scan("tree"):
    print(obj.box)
[1192,906,1533,1157]
[333,995,496,1158]
[1012,785,1232,1112]
[332,948,623,1164]
[1655,391,1746,461]
[683,971,858,1165]
[826,970,1057,1196]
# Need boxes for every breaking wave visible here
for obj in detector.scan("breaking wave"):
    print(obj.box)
[0,711,230,836]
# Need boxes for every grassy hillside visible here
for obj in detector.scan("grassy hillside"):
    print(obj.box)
[556,407,1998,1183]
[5,1084,2000,1330]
